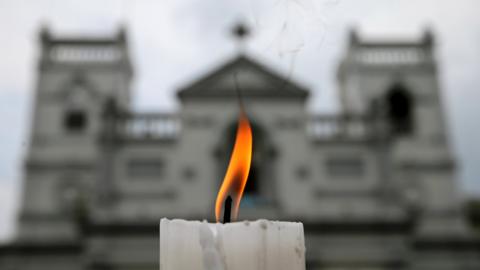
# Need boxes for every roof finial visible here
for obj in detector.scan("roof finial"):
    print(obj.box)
[422,26,434,47]
[232,22,251,51]
[348,26,359,46]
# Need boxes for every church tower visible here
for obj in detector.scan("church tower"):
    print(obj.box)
[17,26,133,241]
[337,29,468,236]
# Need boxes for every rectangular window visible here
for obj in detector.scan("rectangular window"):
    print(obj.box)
[325,156,365,178]
[127,159,164,178]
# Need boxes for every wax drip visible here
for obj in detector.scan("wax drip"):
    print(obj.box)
[199,222,225,270]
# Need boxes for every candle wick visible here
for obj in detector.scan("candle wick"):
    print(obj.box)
[223,196,232,223]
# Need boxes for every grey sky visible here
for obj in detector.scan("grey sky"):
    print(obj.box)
[1,0,479,241]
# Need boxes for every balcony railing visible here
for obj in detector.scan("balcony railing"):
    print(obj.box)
[307,115,373,141]
[112,113,180,141]
[106,113,375,142]
[354,47,429,65]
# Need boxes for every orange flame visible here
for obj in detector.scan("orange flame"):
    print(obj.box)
[215,111,253,222]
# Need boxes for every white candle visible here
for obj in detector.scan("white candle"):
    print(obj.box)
[160,218,306,270]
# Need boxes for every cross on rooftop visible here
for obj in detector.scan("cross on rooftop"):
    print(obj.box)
[232,22,250,43]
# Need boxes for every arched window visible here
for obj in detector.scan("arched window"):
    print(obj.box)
[386,83,414,135]
[217,119,276,206]
[225,121,264,197]
[244,162,260,195]
[64,110,87,131]
[63,83,91,132]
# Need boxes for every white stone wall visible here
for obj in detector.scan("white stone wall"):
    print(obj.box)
[18,35,132,240]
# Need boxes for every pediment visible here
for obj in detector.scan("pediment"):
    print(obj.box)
[177,55,309,100]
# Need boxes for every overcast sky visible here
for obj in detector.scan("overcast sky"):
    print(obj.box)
[1,0,479,241]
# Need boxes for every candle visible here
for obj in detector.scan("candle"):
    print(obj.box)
[160,218,306,270]
[159,96,306,269]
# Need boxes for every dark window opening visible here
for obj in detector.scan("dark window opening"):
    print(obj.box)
[386,83,413,135]
[220,119,274,206]
[64,110,87,132]
[244,162,259,195]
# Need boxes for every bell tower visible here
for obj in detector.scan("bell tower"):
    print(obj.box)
[17,26,133,241]
[337,29,468,236]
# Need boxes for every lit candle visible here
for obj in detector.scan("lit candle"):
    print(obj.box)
[160,108,305,269]
[160,218,305,270]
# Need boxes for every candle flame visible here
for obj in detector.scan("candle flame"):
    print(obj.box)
[215,111,253,222]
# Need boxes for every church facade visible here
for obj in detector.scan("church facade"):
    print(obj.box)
[0,27,479,269]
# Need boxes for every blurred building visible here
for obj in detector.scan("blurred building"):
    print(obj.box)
[0,26,479,270]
